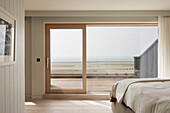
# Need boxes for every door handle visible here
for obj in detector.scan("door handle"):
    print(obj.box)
[47,57,49,69]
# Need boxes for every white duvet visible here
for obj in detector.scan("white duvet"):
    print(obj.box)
[111,78,170,113]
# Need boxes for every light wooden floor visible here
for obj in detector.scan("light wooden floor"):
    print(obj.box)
[25,99,113,113]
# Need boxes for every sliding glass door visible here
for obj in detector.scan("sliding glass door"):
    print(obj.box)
[45,24,86,93]
[45,23,158,94]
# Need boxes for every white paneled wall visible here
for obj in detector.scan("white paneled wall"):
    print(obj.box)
[0,0,25,113]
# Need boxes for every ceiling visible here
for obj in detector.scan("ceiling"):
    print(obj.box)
[25,0,170,11]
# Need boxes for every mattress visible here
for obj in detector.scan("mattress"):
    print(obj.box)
[111,78,170,113]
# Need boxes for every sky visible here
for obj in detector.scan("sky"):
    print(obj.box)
[50,26,158,61]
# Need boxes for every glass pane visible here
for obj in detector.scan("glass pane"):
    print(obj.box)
[87,26,158,92]
[50,29,83,90]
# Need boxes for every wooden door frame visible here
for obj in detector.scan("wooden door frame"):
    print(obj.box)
[45,23,158,94]
[45,24,86,93]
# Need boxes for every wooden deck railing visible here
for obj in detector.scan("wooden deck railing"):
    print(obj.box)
[50,61,135,77]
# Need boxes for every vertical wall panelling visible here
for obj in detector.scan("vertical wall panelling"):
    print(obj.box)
[15,0,19,112]
[10,0,14,14]
[0,0,25,112]
[14,0,17,17]
[10,65,14,113]
[4,0,9,12]
[17,1,20,112]
[0,0,4,8]
[21,0,25,112]
[14,1,17,112]
[139,41,158,78]
[5,67,10,113]
[0,68,5,113]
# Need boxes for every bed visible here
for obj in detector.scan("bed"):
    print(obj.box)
[110,78,170,113]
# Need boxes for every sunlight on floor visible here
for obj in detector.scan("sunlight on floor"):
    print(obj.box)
[25,102,36,106]
[82,100,111,109]
[25,100,113,113]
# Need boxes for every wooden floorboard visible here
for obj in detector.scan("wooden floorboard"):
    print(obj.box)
[25,99,113,113]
